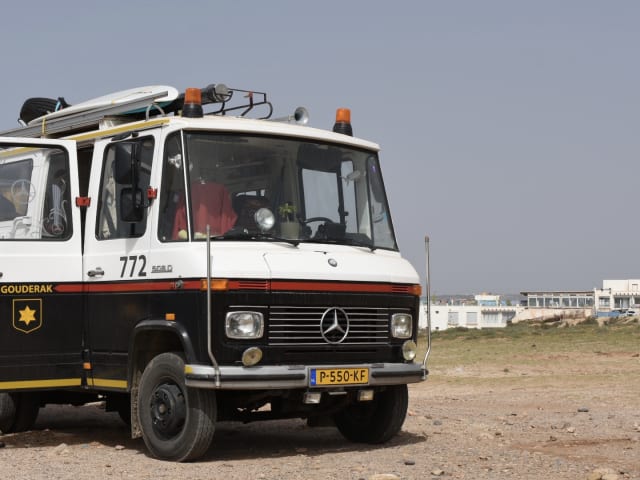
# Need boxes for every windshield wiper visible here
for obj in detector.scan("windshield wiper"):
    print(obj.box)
[344,238,377,251]
[210,231,299,247]
[302,237,376,251]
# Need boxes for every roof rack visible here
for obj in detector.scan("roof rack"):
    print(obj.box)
[0,83,274,140]
[162,85,273,119]
[0,90,173,139]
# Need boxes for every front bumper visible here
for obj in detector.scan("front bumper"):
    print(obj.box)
[184,362,427,390]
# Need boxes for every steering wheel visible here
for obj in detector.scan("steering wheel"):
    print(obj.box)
[11,179,36,205]
[303,217,344,240]
[302,217,333,225]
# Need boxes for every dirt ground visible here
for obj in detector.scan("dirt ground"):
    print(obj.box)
[1,348,639,479]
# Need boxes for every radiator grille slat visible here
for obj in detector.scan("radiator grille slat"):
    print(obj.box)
[268,306,407,346]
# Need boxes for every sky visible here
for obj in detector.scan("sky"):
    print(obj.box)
[1,1,639,295]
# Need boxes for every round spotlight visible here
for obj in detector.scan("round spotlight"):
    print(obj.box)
[255,208,275,232]
[242,347,263,366]
[402,340,417,361]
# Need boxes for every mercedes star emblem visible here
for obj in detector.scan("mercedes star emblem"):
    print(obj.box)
[320,307,350,344]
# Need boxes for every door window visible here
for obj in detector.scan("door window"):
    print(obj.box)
[96,137,154,239]
[0,146,72,240]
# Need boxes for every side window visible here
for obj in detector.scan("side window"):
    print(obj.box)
[41,152,73,240]
[158,133,185,242]
[0,146,72,241]
[96,136,154,240]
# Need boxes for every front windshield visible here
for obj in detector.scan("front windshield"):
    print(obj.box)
[158,131,397,250]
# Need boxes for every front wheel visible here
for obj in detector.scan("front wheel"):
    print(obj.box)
[333,385,408,444]
[138,353,216,461]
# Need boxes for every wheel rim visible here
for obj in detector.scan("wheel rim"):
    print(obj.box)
[149,382,186,439]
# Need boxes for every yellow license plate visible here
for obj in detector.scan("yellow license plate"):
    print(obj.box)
[310,367,369,386]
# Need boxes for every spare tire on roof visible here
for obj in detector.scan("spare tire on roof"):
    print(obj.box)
[19,97,70,124]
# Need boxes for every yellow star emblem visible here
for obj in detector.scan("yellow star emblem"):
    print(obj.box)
[19,305,37,325]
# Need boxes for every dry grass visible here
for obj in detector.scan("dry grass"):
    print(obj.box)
[417,319,640,392]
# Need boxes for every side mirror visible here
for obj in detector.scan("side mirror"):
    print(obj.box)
[114,142,139,185]
[119,187,144,222]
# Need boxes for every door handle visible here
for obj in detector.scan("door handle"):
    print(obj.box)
[87,268,104,278]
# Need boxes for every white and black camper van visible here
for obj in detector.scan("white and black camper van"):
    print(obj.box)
[0,83,428,461]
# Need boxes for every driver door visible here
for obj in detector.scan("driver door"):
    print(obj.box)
[82,135,157,390]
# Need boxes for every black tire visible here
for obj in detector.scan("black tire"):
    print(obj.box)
[0,393,40,433]
[19,98,59,124]
[138,353,216,461]
[333,385,408,444]
[0,393,16,433]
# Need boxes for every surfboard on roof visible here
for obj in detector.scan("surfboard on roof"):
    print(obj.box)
[26,85,179,125]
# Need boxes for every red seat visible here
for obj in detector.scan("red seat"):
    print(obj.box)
[172,182,237,239]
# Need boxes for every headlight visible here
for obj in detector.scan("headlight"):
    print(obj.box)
[391,313,412,339]
[225,311,264,339]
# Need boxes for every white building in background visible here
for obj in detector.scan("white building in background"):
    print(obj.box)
[418,296,518,331]
[522,291,594,309]
[594,279,640,316]
[517,290,594,322]
[474,293,501,306]
[418,279,640,330]
[520,280,640,318]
